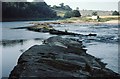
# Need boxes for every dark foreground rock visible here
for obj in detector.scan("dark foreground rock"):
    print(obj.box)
[9,36,120,79]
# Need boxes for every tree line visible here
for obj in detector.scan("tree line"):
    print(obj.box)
[64,10,81,18]
[51,3,72,11]
[2,2,57,21]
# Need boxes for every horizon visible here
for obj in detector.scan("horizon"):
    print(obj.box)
[1,0,119,11]
[44,0,119,11]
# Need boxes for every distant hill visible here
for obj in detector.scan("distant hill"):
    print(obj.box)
[52,9,114,18]
[2,2,57,21]
[51,5,114,18]
[80,10,113,16]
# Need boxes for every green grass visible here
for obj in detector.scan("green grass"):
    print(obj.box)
[58,16,119,23]
[98,17,118,22]
[58,17,95,23]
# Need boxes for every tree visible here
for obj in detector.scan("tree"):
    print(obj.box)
[72,10,81,17]
[64,5,72,11]
[64,11,72,18]
[2,2,57,21]
[64,10,81,18]
[92,11,97,16]
[76,7,79,10]
[52,5,57,9]
[112,11,119,15]
[59,3,64,8]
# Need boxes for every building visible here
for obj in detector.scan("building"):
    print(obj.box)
[91,16,99,20]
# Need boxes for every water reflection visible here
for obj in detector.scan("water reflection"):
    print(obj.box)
[87,42,118,73]
[2,38,43,77]
[1,39,27,47]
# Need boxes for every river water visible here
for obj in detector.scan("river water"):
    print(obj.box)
[0,21,119,78]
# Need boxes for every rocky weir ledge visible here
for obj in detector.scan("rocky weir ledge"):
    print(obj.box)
[11,23,97,36]
[8,36,120,79]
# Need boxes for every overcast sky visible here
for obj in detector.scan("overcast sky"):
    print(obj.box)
[0,0,119,11]
[44,0,119,11]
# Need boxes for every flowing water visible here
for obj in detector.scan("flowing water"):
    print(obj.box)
[0,21,119,78]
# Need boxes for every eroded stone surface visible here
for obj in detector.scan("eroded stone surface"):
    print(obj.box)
[9,36,120,79]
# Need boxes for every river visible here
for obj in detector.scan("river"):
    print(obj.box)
[0,21,119,78]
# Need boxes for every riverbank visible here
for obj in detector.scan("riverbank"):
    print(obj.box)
[9,36,120,78]
[58,16,119,25]
[2,15,119,24]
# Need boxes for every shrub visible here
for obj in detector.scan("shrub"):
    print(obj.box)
[64,11,72,18]
[64,10,81,18]
[72,10,81,17]
[112,11,119,15]
[92,12,97,16]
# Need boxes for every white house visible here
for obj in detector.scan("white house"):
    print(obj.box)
[92,16,99,20]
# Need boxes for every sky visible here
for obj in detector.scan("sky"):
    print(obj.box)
[0,0,119,11]
[44,0,119,11]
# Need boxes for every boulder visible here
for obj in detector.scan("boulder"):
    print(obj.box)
[9,36,120,79]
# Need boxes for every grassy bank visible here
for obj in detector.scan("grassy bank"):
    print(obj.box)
[2,15,119,24]
[58,16,119,24]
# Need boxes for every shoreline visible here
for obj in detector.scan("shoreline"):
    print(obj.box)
[57,19,119,25]
[1,17,119,25]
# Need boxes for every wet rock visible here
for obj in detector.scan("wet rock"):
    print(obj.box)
[26,24,54,32]
[85,33,97,36]
[49,29,82,36]
[9,36,120,79]
[11,22,97,37]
